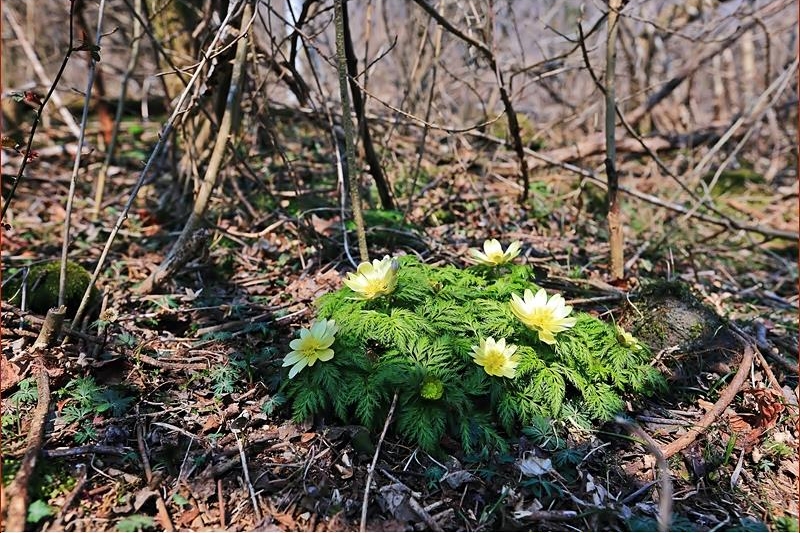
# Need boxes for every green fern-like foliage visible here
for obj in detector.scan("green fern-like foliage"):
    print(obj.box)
[282,255,665,453]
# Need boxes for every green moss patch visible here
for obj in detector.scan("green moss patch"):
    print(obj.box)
[5,260,97,317]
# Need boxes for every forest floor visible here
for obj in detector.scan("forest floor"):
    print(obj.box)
[1,108,798,532]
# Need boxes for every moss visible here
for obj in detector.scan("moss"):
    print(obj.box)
[632,280,721,352]
[5,261,97,317]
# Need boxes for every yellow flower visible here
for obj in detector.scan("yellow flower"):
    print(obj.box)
[471,337,520,378]
[616,325,642,351]
[343,256,399,300]
[510,288,576,345]
[283,319,339,378]
[468,239,522,266]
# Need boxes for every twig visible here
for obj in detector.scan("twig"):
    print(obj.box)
[661,344,755,459]
[615,416,673,533]
[59,0,106,315]
[340,0,393,210]
[408,495,443,532]
[92,0,144,220]
[137,2,254,294]
[0,3,80,222]
[42,445,133,458]
[0,351,51,531]
[334,0,369,262]
[135,352,208,371]
[233,429,262,523]
[45,464,87,532]
[727,323,795,404]
[604,0,624,279]
[360,391,399,532]
[217,478,226,529]
[408,0,530,200]
[136,422,175,531]
[68,1,246,327]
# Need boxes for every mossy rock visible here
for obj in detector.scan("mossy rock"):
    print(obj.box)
[5,261,97,318]
[631,280,722,352]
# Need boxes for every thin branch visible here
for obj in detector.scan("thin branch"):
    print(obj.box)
[334,0,368,262]
[615,416,673,532]
[360,391,399,532]
[1,352,51,530]
[604,0,624,279]
[661,344,755,459]
[59,0,106,311]
[0,2,79,222]
[69,2,247,326]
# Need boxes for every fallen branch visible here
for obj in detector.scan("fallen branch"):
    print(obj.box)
[232,422,262,523]
[45,464,87,532]
[135,352,208,371]
[472,130,799,241]
[1,351,51,531]
[661,344,755,459]
[136,422,175,531]
[360,391,399,532]
[615,416,672,533]
[42,445,133,459]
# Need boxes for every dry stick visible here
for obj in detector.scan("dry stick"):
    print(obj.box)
[92,0,144,221]
[233,430,262,523]
[469,130,799,241]
[0,3,80,222]
[0,5,81,138]
[334,0,369,263]
[42,445,132,458]
[136,422,175,531]
[46,463,87,532]
[137,2,252,294]
[604,0,624,280]
[661,344,756,459]
[615,416,672,533]
[402,21,442,221]
[33,306,67,349]
[360,391,399,532]
[408,0,530,201]
[687,56,798,205]
[1,352,51,531]
[68,4,244,328]
[217,478,226,529]
[341,0,394,210]
[727,322,794,405]
[59,0,106,313]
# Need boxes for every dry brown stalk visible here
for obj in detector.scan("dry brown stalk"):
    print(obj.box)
[334,0,369,262]
[0,352,51,531]
[661,344,756,459]
[137,3,253,293]
[136,422,175,531]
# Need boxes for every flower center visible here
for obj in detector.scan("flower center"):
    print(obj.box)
[482,349,506,375]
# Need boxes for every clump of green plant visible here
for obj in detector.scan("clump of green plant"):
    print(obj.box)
[282,242,664,453]
[4,260,97,317]
[57,376,134,443]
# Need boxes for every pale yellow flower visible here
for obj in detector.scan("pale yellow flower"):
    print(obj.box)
[471,337,520,378]
[343,256,398,300]
[283,319,339,378]
[468,239,522,266]
[616,325,642,351]
[510,288,576,345]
